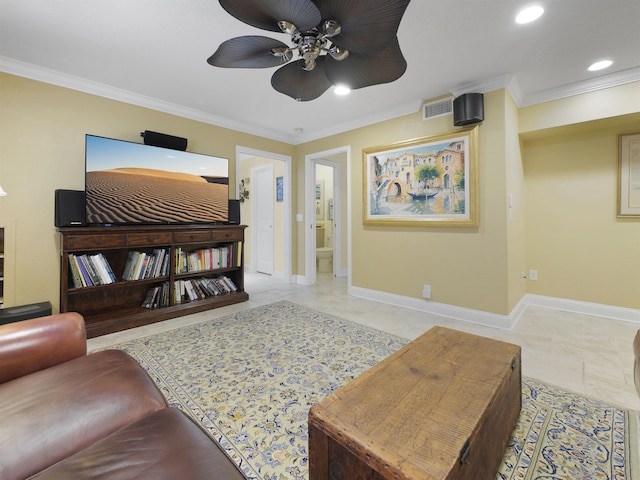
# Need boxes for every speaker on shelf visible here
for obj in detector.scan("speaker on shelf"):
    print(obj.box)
[228,199,241,225]
[55,189,86,227]
[140,130,188,151]
[453,93,484,126]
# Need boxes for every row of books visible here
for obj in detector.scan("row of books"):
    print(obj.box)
[175,244,240,274]
[70,243,242,288]
[141,282,171,309]
[176,275,238,303]
[68,253,116,288]
[123,249,170,281]
[141,276,239,309]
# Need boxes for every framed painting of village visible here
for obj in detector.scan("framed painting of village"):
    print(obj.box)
[363,126,478,226]
[618,132,640,217]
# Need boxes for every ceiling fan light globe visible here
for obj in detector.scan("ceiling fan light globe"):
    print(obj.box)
[329,47,349,61]
[322,20,341,37]
[278,20,297,35]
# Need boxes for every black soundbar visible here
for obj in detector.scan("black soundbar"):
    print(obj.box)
[140,130,188,151]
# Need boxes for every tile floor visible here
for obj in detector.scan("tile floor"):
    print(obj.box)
[88,272,640,411]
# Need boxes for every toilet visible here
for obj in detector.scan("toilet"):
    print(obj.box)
[316,233,333,273]
[316,247,333,273]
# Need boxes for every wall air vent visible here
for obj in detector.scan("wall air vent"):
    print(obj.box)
[422,97,454,121]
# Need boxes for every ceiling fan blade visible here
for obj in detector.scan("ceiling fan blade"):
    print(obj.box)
[219,0,321,33]
[271,58,332,101]
[313,0,410,54]
[208,36,291,68]
[324,36,407,90]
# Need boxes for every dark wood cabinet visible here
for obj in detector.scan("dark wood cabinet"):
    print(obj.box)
[58,225,248,338]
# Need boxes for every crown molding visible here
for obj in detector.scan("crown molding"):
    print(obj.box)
[444,69,640,109]
[0,56,296,144]
[450,74,513,98]
[0,55,421,146]
[3,56,640,144]
[517,67,640,107]
[294,99,422,144]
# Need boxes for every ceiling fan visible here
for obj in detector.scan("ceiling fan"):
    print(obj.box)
[208,0,411,101]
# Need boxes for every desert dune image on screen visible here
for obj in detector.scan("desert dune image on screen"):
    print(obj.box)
[85,135,229,224]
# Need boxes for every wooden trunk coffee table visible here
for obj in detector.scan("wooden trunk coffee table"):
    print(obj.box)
[308,326,521,480]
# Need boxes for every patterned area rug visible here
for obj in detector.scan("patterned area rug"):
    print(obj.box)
[104,301,639,479]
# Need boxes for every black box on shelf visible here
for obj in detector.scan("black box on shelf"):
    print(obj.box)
[0,301,52,325]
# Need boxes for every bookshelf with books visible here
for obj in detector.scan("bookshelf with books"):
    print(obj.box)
[58,225,248,337]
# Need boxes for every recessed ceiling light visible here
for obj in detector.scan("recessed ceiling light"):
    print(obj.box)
[588,60,613,71]
[334,85,351,96]
[516,5,544,24]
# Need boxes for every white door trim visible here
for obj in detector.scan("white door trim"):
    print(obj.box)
[304,146,351,286]
[235,146,292,283]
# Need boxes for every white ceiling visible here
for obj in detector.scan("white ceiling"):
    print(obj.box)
[1,0,639,144]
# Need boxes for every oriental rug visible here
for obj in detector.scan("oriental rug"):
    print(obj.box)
[105,301,639,480]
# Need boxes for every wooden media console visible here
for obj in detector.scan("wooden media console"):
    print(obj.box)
[58,224,248,338]
[308,326,522,480]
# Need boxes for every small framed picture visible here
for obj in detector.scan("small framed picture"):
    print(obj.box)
[276,176,283,202]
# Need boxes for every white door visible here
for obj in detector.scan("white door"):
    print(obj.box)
[254,164,274,275]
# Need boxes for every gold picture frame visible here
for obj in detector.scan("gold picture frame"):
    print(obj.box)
[363,126,478,227]
[618,132,640,217]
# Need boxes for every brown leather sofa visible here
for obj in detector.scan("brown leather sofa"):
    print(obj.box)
[0,313,245,479]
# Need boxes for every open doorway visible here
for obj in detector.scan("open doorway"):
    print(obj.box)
[305,146,350,286]
[236,146,292,283]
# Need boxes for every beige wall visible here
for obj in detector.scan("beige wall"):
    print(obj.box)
[297,90,514,314]
[0,73,293,310]
[296,85,640,314]
[1,71,638,316]
[522,113,640,309]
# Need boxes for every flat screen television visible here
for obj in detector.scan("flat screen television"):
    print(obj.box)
[85,134,229,225]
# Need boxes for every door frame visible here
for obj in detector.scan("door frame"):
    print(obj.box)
[235,146,292,283]
[304,146,351,285]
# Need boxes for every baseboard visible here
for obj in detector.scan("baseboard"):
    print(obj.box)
[295,269,348,285]
[347,288,640,330]
[524,294,640,324]
[244,265,289,282]
[295,274,313,286]
[263,269,640,328]
[349,285,517,330]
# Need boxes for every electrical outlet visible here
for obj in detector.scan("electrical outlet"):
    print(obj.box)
[529,269,538,281]
[422,285,431,299]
